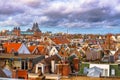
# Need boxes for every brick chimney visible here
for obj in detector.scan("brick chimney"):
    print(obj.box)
[73,58,79,71]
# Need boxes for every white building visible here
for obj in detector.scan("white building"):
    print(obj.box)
[49,46,58,56]
[18,43,30,54]
[90,64,110,77]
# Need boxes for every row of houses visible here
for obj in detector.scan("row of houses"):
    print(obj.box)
[0,36,80,79]
[0,29,120,79]
[0,34,120,63]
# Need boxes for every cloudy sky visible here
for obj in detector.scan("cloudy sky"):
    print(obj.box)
[0,0,120,34]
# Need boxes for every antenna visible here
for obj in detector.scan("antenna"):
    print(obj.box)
[67,27,69,34]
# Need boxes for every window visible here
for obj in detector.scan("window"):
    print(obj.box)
[118,54,120,60]
[21,60,28,70]
[111,69,115,76]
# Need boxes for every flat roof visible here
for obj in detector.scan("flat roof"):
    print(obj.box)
[0,54,42,59]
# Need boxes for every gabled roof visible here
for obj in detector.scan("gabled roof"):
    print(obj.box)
[85,48,101,61]
[28,45,36,53]
[37,45,49,55]
[28,45,49,55]
[37,45,45,54]
[3,42,22,53]
[58,47,70,57]
[40,54,61,65]
[70,48,81,57]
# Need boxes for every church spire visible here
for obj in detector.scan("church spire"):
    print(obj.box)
[32,22,41,32]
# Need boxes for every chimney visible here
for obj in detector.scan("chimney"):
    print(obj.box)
[73,58,79,71]
[62,64,70,77]
[12,70,17,78]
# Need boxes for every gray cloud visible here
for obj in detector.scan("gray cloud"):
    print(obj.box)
[0,0,120,32]
[0,1,25,15]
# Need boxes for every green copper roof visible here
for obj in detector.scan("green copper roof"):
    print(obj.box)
[21,31,34,35]
[7,31,34,35]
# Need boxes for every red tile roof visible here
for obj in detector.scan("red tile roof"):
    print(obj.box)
[3,42,22,53]
[37,45,45,55]
[28,45,36,53]
[28,45,49,55]
[51,37,70,45]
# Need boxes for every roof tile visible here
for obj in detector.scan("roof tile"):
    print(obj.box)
[3,42,22,53]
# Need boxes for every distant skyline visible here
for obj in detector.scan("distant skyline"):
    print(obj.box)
[0,0,120,34]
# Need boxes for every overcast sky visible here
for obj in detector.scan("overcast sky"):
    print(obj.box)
[0,0,120,34]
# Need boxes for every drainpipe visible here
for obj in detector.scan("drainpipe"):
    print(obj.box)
[51,59,55,73]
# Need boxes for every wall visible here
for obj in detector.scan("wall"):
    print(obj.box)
[79,63,89,75]
[35,63,45,74]
[110,64,120,77]
[18,44,30,54]
[49,47,58,56]
[14,61,21,68]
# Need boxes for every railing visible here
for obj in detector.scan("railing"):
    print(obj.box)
[0,77,23,80]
